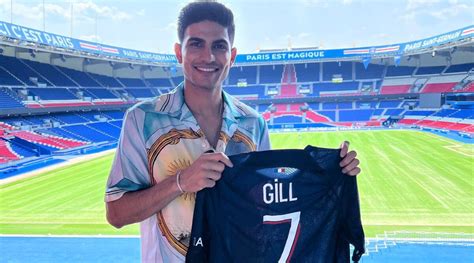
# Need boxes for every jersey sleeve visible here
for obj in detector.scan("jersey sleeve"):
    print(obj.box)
[257,116,271,151]
[105,108,151,202]
[341,176,365,262]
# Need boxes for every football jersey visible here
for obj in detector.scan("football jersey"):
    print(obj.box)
[186,146,365,263]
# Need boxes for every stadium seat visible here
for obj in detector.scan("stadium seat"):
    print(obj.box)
[421,83,457,93]
[380,85,411,95]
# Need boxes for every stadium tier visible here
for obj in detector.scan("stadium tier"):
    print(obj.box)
[0,140,20,164]
[83,88,120,99]
[20,59,78,87]
[0,55,51,85]
[0,53,472,108]
[259,65,285,83]
[117,78,147,87]
[125,88,156,98]
[58,67,102,87]
[445,62,474,73]
[355,63,385,79]
[294,63,319,82]
[8,130,87,149]
[0,88,24,109]
[29,88,78,100]
[147,78,173,87]
[380,85,411,95]
[415,66,446,75]
[228,66,258,85]
[386,65,416,77]
[323,62,352,81]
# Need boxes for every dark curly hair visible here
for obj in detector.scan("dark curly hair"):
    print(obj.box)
[177,1,235,45]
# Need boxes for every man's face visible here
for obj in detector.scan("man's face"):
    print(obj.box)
[175,20,236,91]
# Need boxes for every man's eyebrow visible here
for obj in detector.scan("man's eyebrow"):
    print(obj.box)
[186,37,229,45]
[186,37,204,43]
[213,39,229,46]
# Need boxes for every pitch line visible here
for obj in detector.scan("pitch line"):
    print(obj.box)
[443,145,474,157]
[424,132,470,146]
[423,132,473,157]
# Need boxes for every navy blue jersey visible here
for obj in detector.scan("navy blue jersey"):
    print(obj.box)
[186,146,365,263]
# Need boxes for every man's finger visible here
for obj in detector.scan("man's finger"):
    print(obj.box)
[347,167,361,177]
[206,171,222,181]
[339,150,357,167]
[203,178,216,188]
[206,161,226,173]
[339,141,350,157]
[212,152,233,167]
[342,159,359,174]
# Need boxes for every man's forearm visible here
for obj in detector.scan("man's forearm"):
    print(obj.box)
[106,175,181,228]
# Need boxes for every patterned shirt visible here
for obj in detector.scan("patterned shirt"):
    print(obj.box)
[105,83,271,262]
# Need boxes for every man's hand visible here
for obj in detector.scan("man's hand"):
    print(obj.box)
[339,141,361,176]
[179,152,233,192]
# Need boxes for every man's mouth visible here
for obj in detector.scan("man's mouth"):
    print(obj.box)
[194,66,219,72]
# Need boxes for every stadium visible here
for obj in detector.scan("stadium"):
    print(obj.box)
[0,11,473,262]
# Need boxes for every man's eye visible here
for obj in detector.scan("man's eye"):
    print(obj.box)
[214,44,227,50]
[189,42,202,47]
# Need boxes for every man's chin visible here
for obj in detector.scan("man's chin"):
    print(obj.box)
[191,80,222,91]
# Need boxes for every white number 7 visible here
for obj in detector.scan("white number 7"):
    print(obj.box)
[263,211,301,263]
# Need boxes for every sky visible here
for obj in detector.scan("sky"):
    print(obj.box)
[0,0,472,54]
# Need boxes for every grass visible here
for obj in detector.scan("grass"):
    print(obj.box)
[0,154,138,235]
[0,130,472,237]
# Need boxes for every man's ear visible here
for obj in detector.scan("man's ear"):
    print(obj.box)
[230,47,237,66]
[174,43,183,64]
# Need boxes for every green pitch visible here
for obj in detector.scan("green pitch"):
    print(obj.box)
[0,130,472,237]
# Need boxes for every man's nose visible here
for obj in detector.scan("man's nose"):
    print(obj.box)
[201,46,216,62]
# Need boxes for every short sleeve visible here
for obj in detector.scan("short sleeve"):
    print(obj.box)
[105,109,151,202]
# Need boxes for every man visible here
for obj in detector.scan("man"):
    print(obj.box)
[105,1,361,262]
